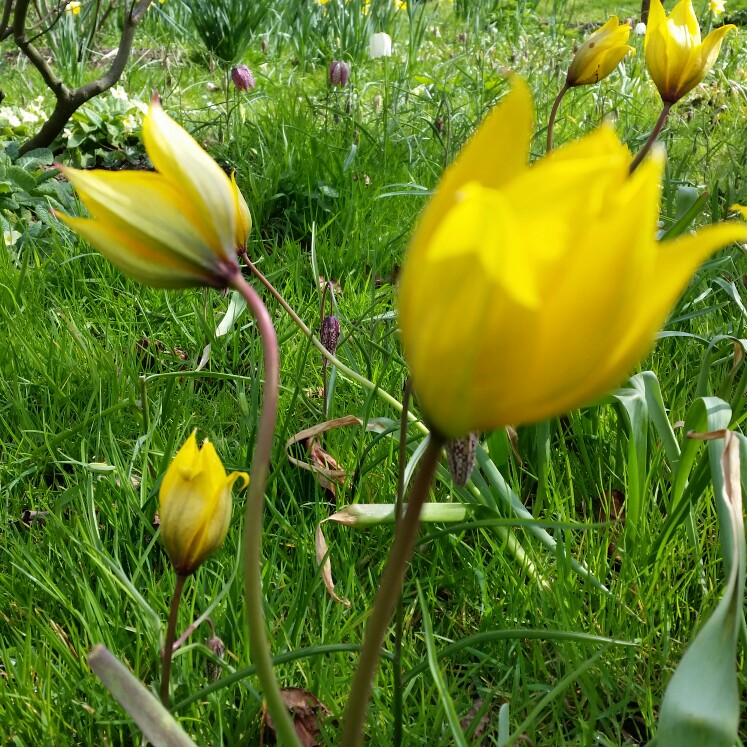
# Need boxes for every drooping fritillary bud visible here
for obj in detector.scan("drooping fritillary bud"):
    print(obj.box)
[205,635,226,681]
[321,315,341,356]
[445,432,478,487]
[329,60,350,87]
[231,65,255,92]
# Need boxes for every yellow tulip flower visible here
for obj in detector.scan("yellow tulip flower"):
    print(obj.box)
[398,78,747,439]
[566,16,635,86]
[645,0,736,104]
[56,97,252,289]
[159,431,249,576]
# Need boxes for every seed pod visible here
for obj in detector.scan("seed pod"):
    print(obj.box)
[321,315,341,356]
[445,432,478,487]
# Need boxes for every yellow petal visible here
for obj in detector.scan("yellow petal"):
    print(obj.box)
[142,98,237,264]
[232,172,253,249]
[60,167,220,270]
[56,213,217,288]
[405,77,533,269]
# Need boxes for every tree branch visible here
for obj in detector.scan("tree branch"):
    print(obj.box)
[17,0,155,154]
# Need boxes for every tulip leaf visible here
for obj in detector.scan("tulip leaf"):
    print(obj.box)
[610,386,649,547]
[649,397,731,563]
[88,645,197,747]
[657,431,745,747]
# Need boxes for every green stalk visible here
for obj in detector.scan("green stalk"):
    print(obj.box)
[340,433,446,746]
[230,272,301,747]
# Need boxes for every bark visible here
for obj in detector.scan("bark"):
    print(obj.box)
[13,0,155,154]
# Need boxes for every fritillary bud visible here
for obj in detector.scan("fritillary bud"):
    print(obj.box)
[321,315,341,356]
[445,432,478,487]
[205,635,226,681]
[329,60,350,87]
[231,65,255,92]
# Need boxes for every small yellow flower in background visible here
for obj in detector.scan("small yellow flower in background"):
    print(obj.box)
[709,0,725,14]
[398,78,747,439]
[395,0,408,9]
[645,0,736,103]
[566,16,635,86]
[56,96,251,289]
[66,1,81,14]
[159,431,249,576]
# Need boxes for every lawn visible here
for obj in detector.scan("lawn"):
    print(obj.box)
[1,0,747,745]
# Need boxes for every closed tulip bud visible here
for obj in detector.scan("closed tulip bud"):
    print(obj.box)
[321,315,341,355]
[231,65,255,92]
[369,32,392,59]
[645,0,735,104]
[56,96,252,289]
[445,432,478,487]
[329,60,350,87]
[398,78,747,438]
[566,16,635,87]
[159,431,249,576]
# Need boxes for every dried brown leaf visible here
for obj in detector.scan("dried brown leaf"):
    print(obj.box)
[315,523,350,607]
[263,687,333,746]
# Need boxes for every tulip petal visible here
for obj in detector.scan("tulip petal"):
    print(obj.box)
[232,173,253,249]
[405,78,533,268]
[670,0,701,44]
[56,213,217,288]
[143,99,236,263]
[61,167,222,271]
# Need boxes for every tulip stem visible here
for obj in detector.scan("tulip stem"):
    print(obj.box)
[230,272,302,747]
[629,102,672,173]
[546,82,569,153]
[340,432,445,747]
[238,251,419,427]
[160,573,187,706]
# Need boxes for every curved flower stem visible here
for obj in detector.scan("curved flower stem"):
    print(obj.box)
[340,432,446,747]
[160,573,187,706]
[230,272,301,747]
[238,251,415,425]
[629,102,672,174]
[392,378,413,747]
[546,82,569,153]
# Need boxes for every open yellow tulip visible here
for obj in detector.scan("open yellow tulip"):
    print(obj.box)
[398,78,747,439]
[566,16,635,86]
[159,431,249,576]
[645,0,736,104]
[56,97,252,289]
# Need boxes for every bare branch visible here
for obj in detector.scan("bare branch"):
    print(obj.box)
[18,0,156,154]
[1,0,14,41]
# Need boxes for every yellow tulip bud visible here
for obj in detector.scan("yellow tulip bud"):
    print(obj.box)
[159,431,248,576]
[566,16,635,86]
[398,78,747,439]
[645,0,735,104]
[56,97,253,289]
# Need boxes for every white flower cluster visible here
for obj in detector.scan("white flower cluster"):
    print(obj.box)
[0,96,48,130]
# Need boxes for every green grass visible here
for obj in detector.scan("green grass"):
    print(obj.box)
[2,0,747,744]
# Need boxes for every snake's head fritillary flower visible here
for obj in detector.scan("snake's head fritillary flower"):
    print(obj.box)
[231,65,255,92]
[645,0,735,104]
[370,32,392,58]
[566,16,635,86]
[398,78,747,439]
[159,431,249,576]
[56,96,252,289]
[329,60,351,87]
